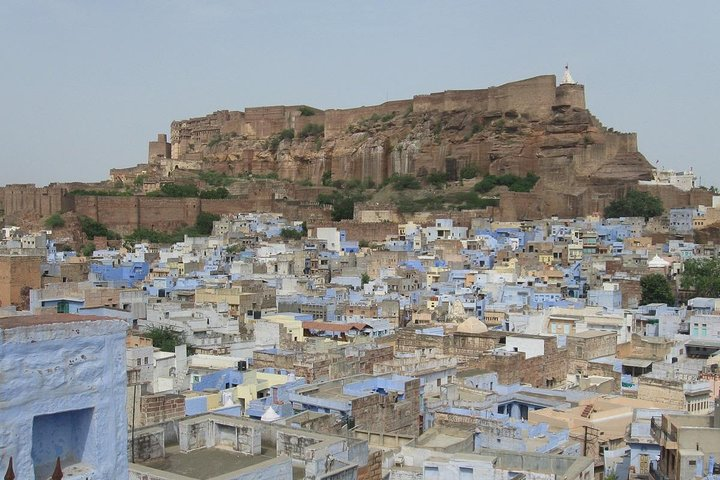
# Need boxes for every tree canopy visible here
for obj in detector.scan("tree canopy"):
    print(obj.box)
[144,326,185,353]
[640,273,675,305]
[604,190,663,219]
[682,257,720,298]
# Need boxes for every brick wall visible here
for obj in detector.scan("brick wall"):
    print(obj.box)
[139,393,185,427]
[470,337,568,388]
[0,255,42,308]
[358,449,383,480]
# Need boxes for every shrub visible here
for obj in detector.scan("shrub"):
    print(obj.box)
[125,227,185,245]
[321,171,332,186]
[148,183,199,198]
[134,174,146,187]
[44,213,65,229]
[280,227,303,240]
[81,242,96,257]
[207,135,222,148]
[460,165,479,179]
[252,172,279,180]
[299,123,324,139]
[426,171,449,188]
[474,173,539,194]
[316,189,367,221]
[199,187,230,199]
[298,106,316,117]
[199,171,232,187]
[604,190,663,219]
[389,174,421,190]
[508,173,539,192]
[268,129,295,151]
[79,216,119,240]
[195,212,220,235]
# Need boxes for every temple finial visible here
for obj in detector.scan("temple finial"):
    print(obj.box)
[562,64,576,85]
[4,457,15,480]
[51,457,63,480]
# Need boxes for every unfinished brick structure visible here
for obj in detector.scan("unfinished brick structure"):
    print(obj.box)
[470,335,568,388]
[137,393,185,427]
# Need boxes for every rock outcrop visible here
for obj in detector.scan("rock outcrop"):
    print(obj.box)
[130,74,654,219]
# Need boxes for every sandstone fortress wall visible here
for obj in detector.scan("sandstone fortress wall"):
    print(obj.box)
[1,74,710,229]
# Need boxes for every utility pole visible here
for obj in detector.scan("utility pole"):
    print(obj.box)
[582,425,599,457]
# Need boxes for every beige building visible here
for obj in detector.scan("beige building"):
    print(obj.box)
[0,254,43,309]
[651,406,720,480]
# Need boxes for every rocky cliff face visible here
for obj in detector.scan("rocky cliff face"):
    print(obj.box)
[143,75,654,218]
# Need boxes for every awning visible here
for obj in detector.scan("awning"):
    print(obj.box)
[621,358,653,368]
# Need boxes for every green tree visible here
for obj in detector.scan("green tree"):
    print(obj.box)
[144,326,185,353]
[81,242,96,257]
[79,216,120,240]
[361,273,371,286]
[321,171,332,186]
[640,273,675,305]
[44,213,65,229]
[195,212,220,235]
[604,190,664,219]
[280,227,303,240]
[682,257,720,298]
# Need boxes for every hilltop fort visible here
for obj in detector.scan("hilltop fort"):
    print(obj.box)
[1,73,711,234]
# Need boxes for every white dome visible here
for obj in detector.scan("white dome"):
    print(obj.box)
[456,316,488,334]
[261,406,281,422]
[648,255,670,268]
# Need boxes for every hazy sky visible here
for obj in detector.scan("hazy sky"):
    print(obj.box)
[1,1,719,187]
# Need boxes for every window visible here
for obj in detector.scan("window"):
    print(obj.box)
[437,378,442,387]
[459,467,473,480]
[136,359,141,366]
[424,466,439,480]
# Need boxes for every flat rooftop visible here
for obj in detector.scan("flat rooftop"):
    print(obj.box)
[139,445,286,480]
[0,313,113,329]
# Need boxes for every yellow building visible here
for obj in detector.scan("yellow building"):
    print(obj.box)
[195,287,260,316]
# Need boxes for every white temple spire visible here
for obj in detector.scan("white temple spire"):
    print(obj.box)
[561,64,576,85]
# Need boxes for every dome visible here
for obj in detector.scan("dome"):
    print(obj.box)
[261,406,281,422]
[456,316,488,334]
[648,255,671,268]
